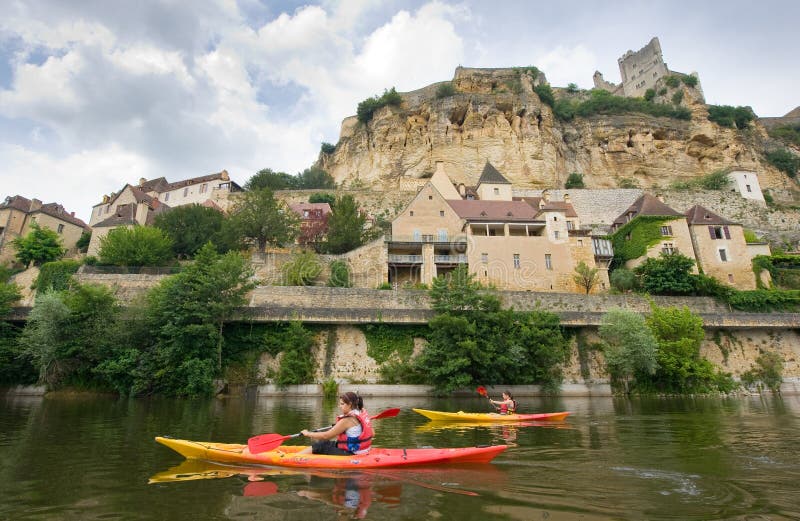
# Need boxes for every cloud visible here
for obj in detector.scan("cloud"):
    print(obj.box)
[533,45,598,89]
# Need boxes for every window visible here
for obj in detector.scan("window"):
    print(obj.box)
[493,188,499,195]
[554,231,559,239]
[553,216,558,221]
[719,248,728,262]
[709,226,730,240]
[439,211,445,217]
[577,239,583,247]
[513,254,520,269]
[412,230,420,241]
[409,211,414,216]
[662,242,675,254]
[57,224,64,234]
[438,229,447,241]
[566,221,574,230]
[660,226,673,236]
[728,274,734,282]
[164,193,170,201]
[481,253,488,263]
[746,184,752,192]
[183,187,189,197]
[303,210,309,218]
[200,183,208,194]
[545,254,552,270]
[428,195,433,200]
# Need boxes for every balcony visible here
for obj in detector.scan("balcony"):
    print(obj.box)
[434,254,467,264]
[388,254,423,264]
[386,235,465,245]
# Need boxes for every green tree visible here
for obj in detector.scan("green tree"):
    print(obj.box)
[435,82,456,98]
[741,351,783,392]
[429,264,495,313]
[0,278,29,385]
[320,142,336,154]
[76,231,91,253]
[357,87,402,124]
[142,244,256,395]
[634,252,696,295]
[610,268,637,292]
[283,251,322,286]
[98,225,174,266]
[297,167,335,189]
[227,188,299,251]
[324,195,368,254]
[275,321,316,386]
[0,278,21,317]
[566,83,579,93]
[12,222,65,267]
[328,260,351,288]
[153,204,227,258]
[644,88,655,102]
[572,261,599,294]
[18,292,70,386]
[765,148,800,177]
[598,308,659,393]
[245,168,297,190]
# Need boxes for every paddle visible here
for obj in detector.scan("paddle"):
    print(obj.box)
[247,408,401,454]
[476,386,499,412]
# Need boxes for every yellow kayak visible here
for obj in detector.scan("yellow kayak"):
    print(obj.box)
[412,409,571,422]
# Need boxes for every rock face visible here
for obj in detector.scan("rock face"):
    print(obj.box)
[319,67,796,201]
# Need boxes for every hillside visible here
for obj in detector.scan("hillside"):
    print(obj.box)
[316,67,798,203]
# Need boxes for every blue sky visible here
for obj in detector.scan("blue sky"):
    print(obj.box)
[1,0,797,222]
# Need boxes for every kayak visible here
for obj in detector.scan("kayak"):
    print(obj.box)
[412,408,571,422]
[155,436,507,469]
[416,420,574,433]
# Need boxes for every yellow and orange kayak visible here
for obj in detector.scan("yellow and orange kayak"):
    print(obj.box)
[155,437,507,469]
[412,409,571,422]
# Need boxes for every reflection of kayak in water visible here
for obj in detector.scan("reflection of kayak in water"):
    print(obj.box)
[412,408,571,422]
[149,457,506,498]
[415,420,575,432]
[155,436,507,469]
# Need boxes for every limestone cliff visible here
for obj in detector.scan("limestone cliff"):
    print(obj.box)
[318,67,797,201]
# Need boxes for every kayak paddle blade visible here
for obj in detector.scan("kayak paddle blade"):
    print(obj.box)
[371,408,401,420]
[247,433,291,453]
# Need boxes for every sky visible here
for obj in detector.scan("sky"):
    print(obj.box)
[1,0,798,222]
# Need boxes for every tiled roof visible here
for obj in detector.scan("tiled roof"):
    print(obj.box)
[515,197,579,218]
[684,205,735,226]
[93,203,139,228]
[138,177,168,192]
[476,162,511,185]
[161,171,238,191]
[447,199,542,222]
[1,195,88,228]
[289,202,332,215]
[612,194,682,227]
[1,195,33,212]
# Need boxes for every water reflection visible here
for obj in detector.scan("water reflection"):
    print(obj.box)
[150,459,508,519]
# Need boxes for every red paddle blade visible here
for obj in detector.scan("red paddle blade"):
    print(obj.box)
[247,433,290,454]
[476,386,487,397]
[371,408,401,420]
[243,481,279,497]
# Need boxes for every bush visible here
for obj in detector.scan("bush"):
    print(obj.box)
[566,83,579,94]
[98,226,174,266]
[664,76,680,88]
[357,87,402,124]
[707,105,756,129]
[275,321,316,386]
[741,351,783,391]
[765,148,799,177]
[682,75,698,87]
[743,229,760,243]
[377,282,392,290]
[658,87,668,96]
[76,232,91,253]
[309,193,336,206]
[671,91,684,105]
[435,82,456,98]
[555,89,691,122]
[618,177,640,189]
[633,252,696,295]
[320,142,336,154]
[283,252,322,286]
[610,268,637,292]
[698,170,730,190]
[564,172,585,189]
[644,89,655,102]
[12,223,65,268]
[34,260,81,292]
[534,84,555,107]
[768,123,800,147]
[328,260,351,288]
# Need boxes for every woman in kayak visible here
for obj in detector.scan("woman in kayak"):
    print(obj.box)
[298,391,374,455]
[490,391,517,415]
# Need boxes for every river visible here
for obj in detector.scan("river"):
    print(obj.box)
[1,392,798,520]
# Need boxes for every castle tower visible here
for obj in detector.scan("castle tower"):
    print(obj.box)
[618,37,670,98]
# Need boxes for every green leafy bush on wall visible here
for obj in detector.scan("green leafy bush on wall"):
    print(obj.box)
[707,105,756,129]
[765,148,800,178]
[34,260,81,292]
[607,215,674,265]
[554,89,691,121]
[435,82,456,98]
[359,324,426,364]
[356,87,402,124]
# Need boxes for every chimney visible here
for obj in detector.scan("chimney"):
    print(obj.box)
[220,170,229,181]
[563,193,571,204]
[435,161,445,176]
[102,195,109,204]
[70,212,75,217]
[656,193,665,203]
[139,177,147,186]
[542,189,551,203]
[30,198,42,211]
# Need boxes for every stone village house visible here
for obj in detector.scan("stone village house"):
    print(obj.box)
[0,195,89,265]
[86,170,242,256]
[387,162,612,292]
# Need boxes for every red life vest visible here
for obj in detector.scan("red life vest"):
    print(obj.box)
[332,478,373,519]
[335,409,374,454]
[499,400,517,415]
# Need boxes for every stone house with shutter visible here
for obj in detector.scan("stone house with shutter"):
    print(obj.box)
[0,195,89,264]
[388,162,609,292]
[289,202,332,247]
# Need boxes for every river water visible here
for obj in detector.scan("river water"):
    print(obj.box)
[1,393,798,520]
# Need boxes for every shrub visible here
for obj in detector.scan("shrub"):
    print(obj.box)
[768,123,800,147]
[617,178,640,189]
[664,76,680,88]
[12,222,65,267]
[34,260,81,293]
[556,89,691,121]
[671,91,684,105]
[633,252,696,295]
[598,308,658,393]
[743,229,759,243]
[356,87,402,124]
[566,83,579,94]
[320,142,336,155]
[435,82,456,98]
[98,226,174,266]
[698,170,730,190]
[707,105,756,129]
[275,321,316,386]
[328,260,351,288]
[283,252,322,286]
[534,84,555,107]
[644,88,655,102]
[658,87,668,96]
[76,232,91,253]
[765,148,799,177]
[610,268,637,292]
[564,172,585,189]
[682,75,698,87]
[741,351,783,391]
[377,282,392,290]
[309,193,336,206]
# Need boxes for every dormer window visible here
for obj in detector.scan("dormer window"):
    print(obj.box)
[507,211,513,216]
[480,211,487,216]
[493,188,499,195]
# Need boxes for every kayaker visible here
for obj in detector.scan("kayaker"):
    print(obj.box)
[490,391,517,415]
[298,391,374,455]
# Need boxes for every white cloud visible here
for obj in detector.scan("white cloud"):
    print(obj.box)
[533,45,598,89]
